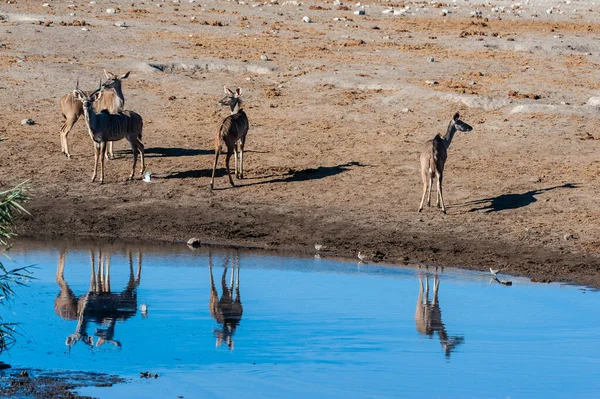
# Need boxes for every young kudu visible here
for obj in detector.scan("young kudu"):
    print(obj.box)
[72,82,144,184]
[210,87,250,190]
[59,70,130,159]
[418,112,473,214]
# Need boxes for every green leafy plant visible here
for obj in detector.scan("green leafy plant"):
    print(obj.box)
[0,181,32,353]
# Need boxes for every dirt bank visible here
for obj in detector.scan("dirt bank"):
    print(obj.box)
[1,0,600,287]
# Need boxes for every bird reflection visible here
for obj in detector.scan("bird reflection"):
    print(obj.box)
[415,270,464,358]
[54,248,142,350]
[208,250,243,350]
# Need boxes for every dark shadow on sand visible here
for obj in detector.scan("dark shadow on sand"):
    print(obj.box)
[460,183,579,213]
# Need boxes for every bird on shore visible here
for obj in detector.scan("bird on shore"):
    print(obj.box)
[315,244,326,251]
[143,171,152,183]
[358,251,368,263]
[490,268,500,277]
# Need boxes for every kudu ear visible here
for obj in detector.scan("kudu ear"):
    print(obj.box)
[104,69,115,79]
[90,89,102,103]
[453,112,460,121]
[120,71,131,79]
[224,86,234,95]
[235,87,242,96]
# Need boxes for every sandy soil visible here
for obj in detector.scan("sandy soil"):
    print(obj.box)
[1,0,600,287]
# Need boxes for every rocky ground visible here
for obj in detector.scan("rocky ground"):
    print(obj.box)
[1,0,600,287]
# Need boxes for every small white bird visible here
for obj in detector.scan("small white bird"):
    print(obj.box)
[490,268,500,277]
[358,251,368,263]
[143,171,152,183]
[314,244,325,251]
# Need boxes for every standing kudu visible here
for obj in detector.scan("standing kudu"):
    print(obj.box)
[72,82,145,184]
[418,112,473,214]
[208,251,243,350]
[210,86,250,190]
[59,70,130,159]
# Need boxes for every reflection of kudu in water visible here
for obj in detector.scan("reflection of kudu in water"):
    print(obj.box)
[54,249,142,349]
[209,252,243,350]
[415,273,464,358]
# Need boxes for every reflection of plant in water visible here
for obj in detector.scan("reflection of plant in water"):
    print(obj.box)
[0,181,33,354]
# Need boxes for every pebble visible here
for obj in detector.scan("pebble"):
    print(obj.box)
[302,16,312,23]
[21,118,35,126]
[82,27,89,31]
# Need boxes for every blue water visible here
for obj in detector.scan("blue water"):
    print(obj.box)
[1,240,599,399]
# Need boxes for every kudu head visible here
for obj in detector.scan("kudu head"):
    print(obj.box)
[218,86,243,114]
[102,69,130,90]
[451,112,473,132]
[72,80,103,112]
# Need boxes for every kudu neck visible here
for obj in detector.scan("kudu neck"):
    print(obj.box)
[440,121,457,148]
[112,85,125,111]
[230,99,242,114]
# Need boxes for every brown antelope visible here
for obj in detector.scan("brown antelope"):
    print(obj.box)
[415,272,465,358]
[59,70,130,159]
[418,112,473,214]
[210,86,250,190]
[54,248,142,349]
[208,251,243,350]
[72,82,145,184]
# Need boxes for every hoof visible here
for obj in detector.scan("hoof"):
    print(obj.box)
[99,180,104,185]
[418,208,423,213]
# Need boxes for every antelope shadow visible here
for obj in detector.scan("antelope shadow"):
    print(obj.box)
[54,248,143,350]
[415,270,464,358]
[463,183,579,213]
[162,161,367,186]
[208,250,243,350]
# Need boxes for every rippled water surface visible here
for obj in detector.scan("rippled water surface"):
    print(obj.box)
[2,239,600,398]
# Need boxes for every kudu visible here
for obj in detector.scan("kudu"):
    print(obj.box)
[210,86,250,190]
[414,272,464,358]
[208,251,243,350]
[54,248,142,349]
[418,112,473,214]
[72,82,145,183]
[59,70,130,159]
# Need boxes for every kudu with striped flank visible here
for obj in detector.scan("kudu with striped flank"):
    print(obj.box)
[72,82,145,184]
[59,70,130,159]
[418,112,473,214]
[210,86,250,190]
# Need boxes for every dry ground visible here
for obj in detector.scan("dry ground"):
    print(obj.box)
[1,0,600,286]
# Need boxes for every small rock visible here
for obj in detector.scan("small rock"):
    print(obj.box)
[260,54,270,61]
[530,177,541,183]
[106,8,116,14]
[0,43,6,48]
[187,238,201,248]
[82,27,89,31]
[401,108,412,113]
[302,16,312,23]
[425,80,438,85]
[563,234,575,241]
[427,56,435,62]
[21,118,35,126]
[115,22,128,28]
[353,10,365,15]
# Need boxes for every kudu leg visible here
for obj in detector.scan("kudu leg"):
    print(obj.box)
[233,145,239,179]
[427,176,433,207]
[137,139,145,175]
[99,141,107,184]
[225,149,235,187]
[418,178,428,212]
[107,142,114,160]
[210,145,221,190]
[92,142,100,182]
[437,176,446,214]
[129,139,138,180]
[239,137,246,179]
[60,117,78,158]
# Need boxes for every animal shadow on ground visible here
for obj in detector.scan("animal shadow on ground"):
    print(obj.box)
[239,161,368,189]
[160,161,367,187]
[459,183,579,213]
[139,147,213,158]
